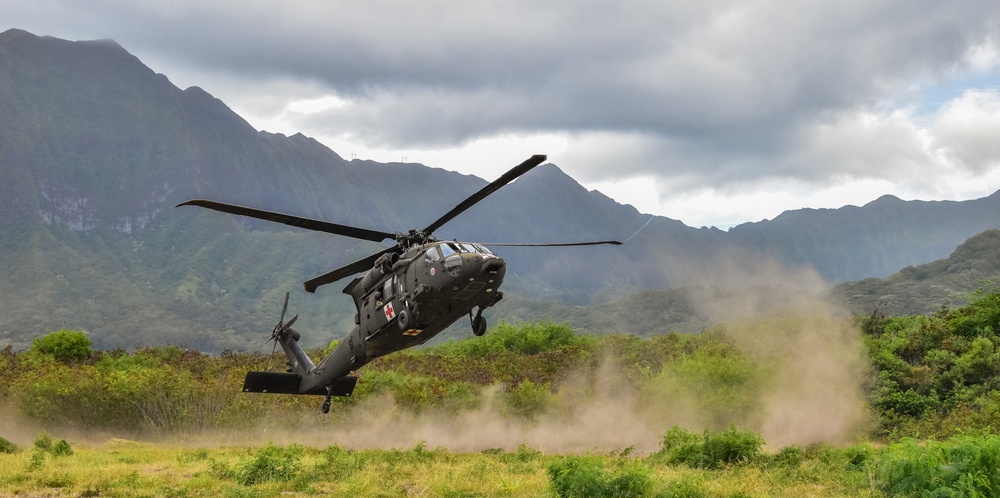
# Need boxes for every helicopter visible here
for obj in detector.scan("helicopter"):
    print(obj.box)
[177,155,622,412]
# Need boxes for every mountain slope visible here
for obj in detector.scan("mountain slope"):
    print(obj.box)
[832,229,1000,316]
[728,194,1000,282]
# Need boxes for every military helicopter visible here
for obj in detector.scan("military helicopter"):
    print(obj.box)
[178,155,622,412]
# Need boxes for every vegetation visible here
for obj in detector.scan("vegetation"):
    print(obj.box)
[862,285,1000,439]
[11,428,1000,497]
[4,293,1000,494]
[29,328,92,363]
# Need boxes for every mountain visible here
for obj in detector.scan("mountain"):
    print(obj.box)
[727,193,1000,282]
[3,29,1000,351]
[832,229,1000,316]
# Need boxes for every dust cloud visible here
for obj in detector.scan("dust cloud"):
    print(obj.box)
[174,358,669,455]
[677,250,871,447]
[1,253,870,454]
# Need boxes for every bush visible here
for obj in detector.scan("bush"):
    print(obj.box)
[501,379,551,419]
[701,426,763,468]
[770,445,805,467]
[655,427,703,467]
[434,321,589,357]
[225,444,304,486]
[876,435,1000,497]
[654,426,763,469]
[51,439,73,457]
[660,477,707,498]
[547,456,652,498]
[33,432,52,452]
[0,436,20,454]
[30,329,92,363]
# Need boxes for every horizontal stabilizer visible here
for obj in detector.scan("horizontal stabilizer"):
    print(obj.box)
[243,371,300,394]
[243,371,359,396]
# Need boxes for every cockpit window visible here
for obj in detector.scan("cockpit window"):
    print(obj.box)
[472,244,493,255]
[459,243,479,253]
[442,243,459,256]
[424,246,441,264]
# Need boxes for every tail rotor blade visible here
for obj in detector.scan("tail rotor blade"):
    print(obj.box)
[280,292,290,325]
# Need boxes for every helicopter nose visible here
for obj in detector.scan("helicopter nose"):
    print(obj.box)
[483,258,504,276]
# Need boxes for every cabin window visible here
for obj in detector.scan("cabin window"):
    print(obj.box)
[383,275,397,300]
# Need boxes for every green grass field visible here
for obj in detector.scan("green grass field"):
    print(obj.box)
[4,289,1000,496]
[1,436,886,497]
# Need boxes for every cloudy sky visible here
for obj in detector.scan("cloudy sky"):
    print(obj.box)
[5,1,1000,228]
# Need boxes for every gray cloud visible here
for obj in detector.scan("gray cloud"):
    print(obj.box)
[4,0,1000,225]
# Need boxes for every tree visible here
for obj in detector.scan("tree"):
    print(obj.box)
[30,329,92,363]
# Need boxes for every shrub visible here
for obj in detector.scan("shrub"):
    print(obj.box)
[0,436,20,454]
[770,445,805,467]
[228,444,304,486]
[654,426,763,469]
[27,448,45,471]
[51,439,73,457]
[641,344,762,430]
[700,426,763,468]
[30,329,92,363]
[654,427,703,467]
[876,435,1000,497]
[33,432,53,452]
[434,321,590,357]
[501,379,551,419]
[660,477,707,498]
[547,456,652,498]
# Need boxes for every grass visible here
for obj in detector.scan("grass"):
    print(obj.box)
[0,437,886,497]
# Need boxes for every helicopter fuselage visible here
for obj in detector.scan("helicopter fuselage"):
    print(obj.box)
[296,241,505,394]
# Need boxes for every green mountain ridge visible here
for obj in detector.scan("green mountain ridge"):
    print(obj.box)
[833,229,1000,316]
[3,28,1000,351]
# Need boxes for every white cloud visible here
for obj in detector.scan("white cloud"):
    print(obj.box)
[931,89,1000,173]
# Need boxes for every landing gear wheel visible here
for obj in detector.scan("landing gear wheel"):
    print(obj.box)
[398,309,411,330]
[472,315,487,337]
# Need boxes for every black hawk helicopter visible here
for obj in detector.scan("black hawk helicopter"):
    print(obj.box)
[178,155,621,412]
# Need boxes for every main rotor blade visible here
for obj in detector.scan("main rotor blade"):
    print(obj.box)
[304,246,400,293]
[421,154,547,236]
[479,240,623,247]
[177,199,396,243]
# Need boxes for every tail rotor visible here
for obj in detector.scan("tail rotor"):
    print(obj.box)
[272,292,299,342]
[267,292,300,372]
